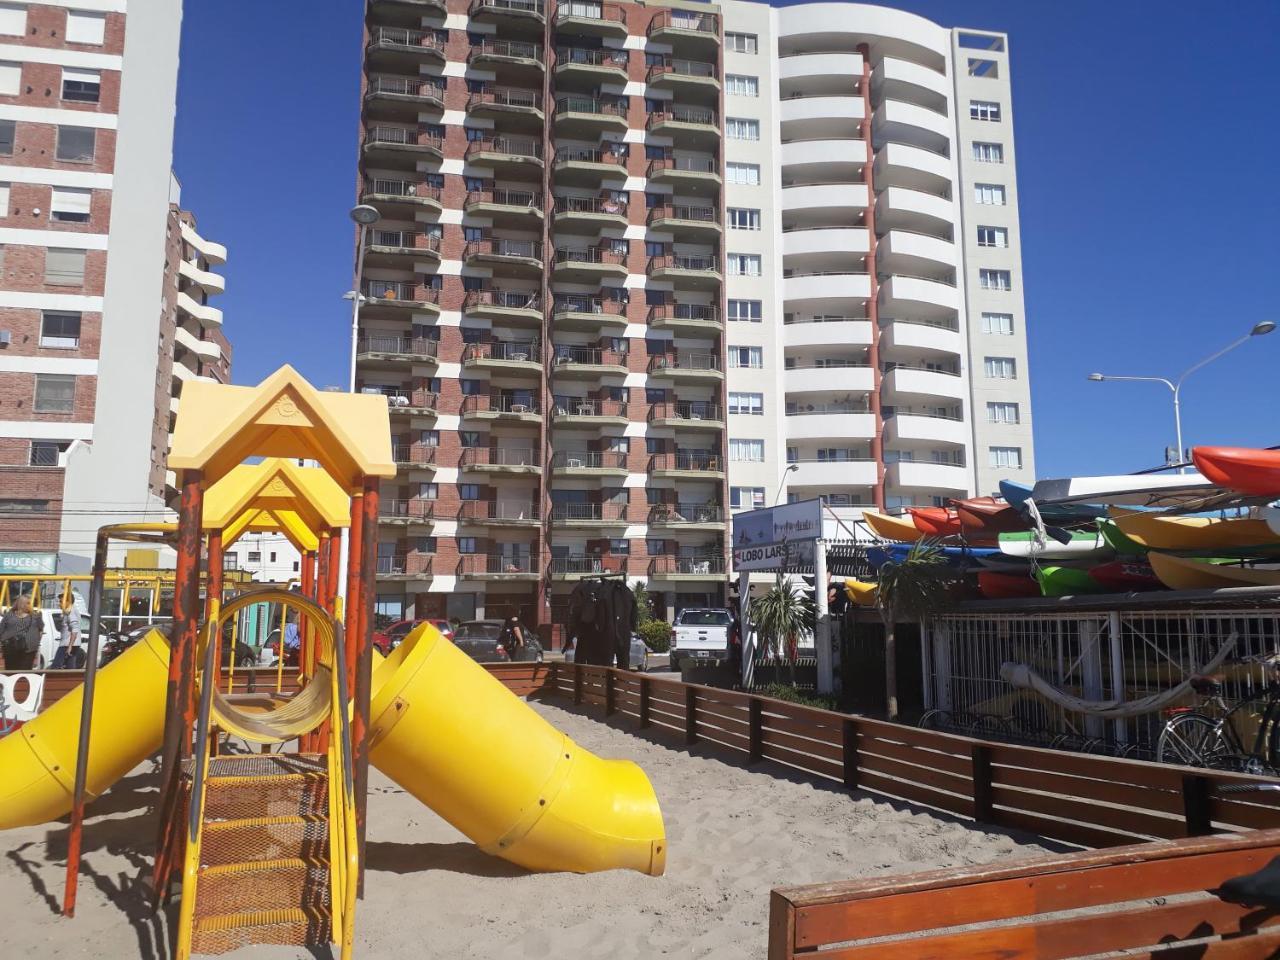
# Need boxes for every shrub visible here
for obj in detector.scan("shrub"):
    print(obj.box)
[755,682,839,711]
[637,619,672,653]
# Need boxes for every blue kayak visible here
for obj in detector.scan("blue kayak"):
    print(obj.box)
[999,480,1109,521]
[867,543,1000,570]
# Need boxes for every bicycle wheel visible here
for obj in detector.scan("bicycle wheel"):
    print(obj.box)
[918,709,951,731]
[1157,714,1229,767]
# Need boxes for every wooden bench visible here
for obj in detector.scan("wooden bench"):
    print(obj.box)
[769,828,1280,959]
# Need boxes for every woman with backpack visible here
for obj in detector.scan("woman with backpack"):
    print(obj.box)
[1,594,44,670]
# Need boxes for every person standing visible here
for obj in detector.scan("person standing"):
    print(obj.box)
[1,594,44,670]
[499,616,525,661]
[51,594,82,669]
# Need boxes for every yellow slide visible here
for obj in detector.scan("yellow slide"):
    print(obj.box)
[0,622,666,878]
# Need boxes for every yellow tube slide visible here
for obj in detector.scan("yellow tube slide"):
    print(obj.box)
[369,623,666,875]
[0,628,170,829]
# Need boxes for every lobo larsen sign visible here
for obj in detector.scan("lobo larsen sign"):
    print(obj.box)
[731,498,822,572]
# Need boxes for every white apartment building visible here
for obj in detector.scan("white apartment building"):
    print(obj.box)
[719,1,1034,521]
[223,531,303,585]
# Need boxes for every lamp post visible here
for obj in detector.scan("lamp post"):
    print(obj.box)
[1089,321,1275,470]
[773,462,799,506]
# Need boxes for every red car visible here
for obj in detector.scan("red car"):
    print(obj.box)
[372,618,452,654]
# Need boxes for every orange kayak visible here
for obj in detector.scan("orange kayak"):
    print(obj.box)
[1192,446,1280,496]
[909,507,961,537]
[860,510,923,542]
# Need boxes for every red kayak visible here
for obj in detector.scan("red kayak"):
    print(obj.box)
[1087,560,1162,593]
[1193,446,1280,497]
[909,507,961,537]
[953,496,1030,536]
[977,571,1040,599]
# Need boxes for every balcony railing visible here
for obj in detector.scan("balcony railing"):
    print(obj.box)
[464,288,541,313]
[648,400,722,421]
[555,2,625,24]
[367,27,448,56]
[550,502,628,522]
[783,314,871,325]
[464,188,543,211]
[380,498,435,521]
[553,247,627,268]
[358,335,439,357]
[881,316,960,333]
[648,503,724,524]
[379,388,438,410]
[553,295,626,317]
[364,178,443,204]
[377,555,409,576]
[554,195,628,216]
[648,9,720,36]
[646,105,717,129]
[461,393,542,415]
[555,46,629,69]
[362,280,441,304]
[883,362,962,377]
[464,238,543,262]
[468,39,543,63]
[883,406,963,422]
[467,87,544,111]
[651,452,722,472]
[648,303,720,324]
[784,358,869,370]
[366,125,445,152]
[457,500,540,522]
[368,230,442,255]
[648,253,719,273]
[462,340,541,363]
[554,95,628,118]
[554,146,627,167]
[647,203,716,224]
[785,403,872,416]
[650,556,726,576]
[550,451,628,470]
[553,398,628,418]
[647,58,717,81]
[553,344,627,366]
[458,553,538,576]
[646,156,717,176]
[458,446,540,468]
[367,75,447,103]
[464,136,542,161]
[551,555,628,575]
[391,443,438,466]
[470,0,544,16]
[648,352,720,374]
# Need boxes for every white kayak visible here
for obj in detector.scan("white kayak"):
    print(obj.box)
[1030,471,1221,507]
[997,530,1113,561]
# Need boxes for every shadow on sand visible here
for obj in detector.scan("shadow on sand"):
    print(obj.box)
[365,839,530,879]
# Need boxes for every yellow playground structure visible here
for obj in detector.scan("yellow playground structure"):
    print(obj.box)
[0,366,666,958]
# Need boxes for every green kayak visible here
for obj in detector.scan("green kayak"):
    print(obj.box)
[1035,565,1109,597]
[1097,519,1147,556]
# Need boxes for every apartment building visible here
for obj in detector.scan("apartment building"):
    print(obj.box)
[354,0,1034,630]
[0,0,230,573]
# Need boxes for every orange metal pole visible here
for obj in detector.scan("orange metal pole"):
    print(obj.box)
[205,532,223,685]
[354,476,378,895]
[326,529,341,617]
[343,493,364,686]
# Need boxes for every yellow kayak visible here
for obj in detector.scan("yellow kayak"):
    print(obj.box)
[1149,552,1280,590]
[860,510,923,543]
[842,578,879,607]
[1112,513,1279,550]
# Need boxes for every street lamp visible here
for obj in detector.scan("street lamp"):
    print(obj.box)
[345,204,381,393]
[773,463,799,506]
[1089,321,1275,469]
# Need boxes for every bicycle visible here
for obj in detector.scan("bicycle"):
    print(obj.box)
[1156,656,1280,774]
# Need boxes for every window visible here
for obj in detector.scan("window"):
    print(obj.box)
[45,248,86,286]
[608,538,630,555]
[974,183,1006,205]
[55,126,96,162]
[726,117,759,140]
[420,429,440,445]
[0,3,25,37]
[979,268,1012,291]
[727,207,760,230]
[0,182,9,210]
[976,225,1008,248]
[729,345,762,368]
[247,552,261,564]
[726,161,760,185]
[725,74,758,97]
[30,440,64,466]
[50,187,92,223]
[728,391,763,415]
[417,537,437,554]
[646,538,665,556]
[0,119,13,155]
[984,356,1016,379]
[728,299,762,322]
[457,537,477,554]
[459,379,484,395]
[459,430,482,447]
[725,31,757,54]
[730,438,764,462]
[269,552,277,563]
[34,374,75,413]
[969,99,1001,122]
[730,486,765,510]
[418,482,439,499]
[986,402,1020,424]
[0,61,18,96]
[972,141,1003,163]
[967,58,999,78]
[459,483,480,500]
[990,446,1022,469]
[39,310,80,348]
[959,31,1004,52]
[61,68,100,103]
[981,312,1014,335]
[727,253,761,276]
[292,561,300,572]
[65,10,106,45]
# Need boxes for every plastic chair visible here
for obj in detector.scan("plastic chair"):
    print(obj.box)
[0,672,44,732]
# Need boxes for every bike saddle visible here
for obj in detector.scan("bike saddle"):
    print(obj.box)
[1215,855,1280,910]
[1189,675,1223,695]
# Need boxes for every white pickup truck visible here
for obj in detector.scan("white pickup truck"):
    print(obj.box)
[669,608,734,671]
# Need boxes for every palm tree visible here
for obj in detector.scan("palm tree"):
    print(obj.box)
[750,575,815,661]
[874,539,948,720]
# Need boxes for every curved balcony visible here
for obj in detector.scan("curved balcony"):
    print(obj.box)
[457,554,540,581]
[648,303,721,334]
[382,388,438,417]
[463,188,543,225]
[551,398,629,426]
[646,155,719,187]
[647,253,721,287]
[551,295,627,330]
[874,56,950,105]
[646,105,719,146]
[648,556,726,581]
[650,452,724,479]
[875,185,954,235]
[552,195,629,230]
[463,238,543,273]
[551,246,628,281]
[456,500,541,527]
[179,221,226,265]
[178,258,225,295]
[356,335,440,366]
[647,58,720,93]
[648,400,723,430]
[550,451,628,476]
[176,291,222,327]
[883,411,968,447]
[783,317,871,350]
[879,318,962,358]
[378,498,435,526]
[174,325,221,361]
[554,2,627,37]
[366,229,442,264]
[363,125,444,166]
[886,460,970,493]
[783,272,871,306]
[783,362,873,395]
[552,342,629,375]
[877,229,955,275]
[879,274,959,319]
[550,555,629,580]
[553,95,629,135]
[784,409,875,441]
[647,9,720,47]
[369,0,446,13]
[646,203,720,239]
[881,364,965,402]
[783,227,869,259]
[789,459,878,489]
[872,99,950,156]
[468,0,544,26]
[464,135,543,171]
[364,75,446,118]
[874,141,952,196]
[459,393,543,422]
[461,340,542,373]
[780,183,870,220]
[549,503,629,528]
[361,280,442,315]
[780,95,865,127]
[552,146,628,187]
[468,39,544,71]
[780,137,866,179]
[464,287,541,324]
[361,177,443,215]
[458,445,541,475]
[466,86,544,122]
[775,4,951,60]
[647,352,723,383]
[554,46,628,84]
[778,52,864,84]
[392,442,438,470]
[647,503,724,530]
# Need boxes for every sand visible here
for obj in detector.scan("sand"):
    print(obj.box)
[2,700,1047,959]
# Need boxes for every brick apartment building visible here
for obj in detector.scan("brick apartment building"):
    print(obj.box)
[0,0,229,573]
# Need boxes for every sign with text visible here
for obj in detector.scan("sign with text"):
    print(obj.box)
[0,551,57,575]
[731,499,822,572]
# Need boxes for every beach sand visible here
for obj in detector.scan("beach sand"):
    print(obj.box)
[2,700,1047,959]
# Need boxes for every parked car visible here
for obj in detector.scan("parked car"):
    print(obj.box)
[669,608,734,672]
[35,608,103,669]
[565,634,649,671]
[372,618,452,655]
[452,619,543,664]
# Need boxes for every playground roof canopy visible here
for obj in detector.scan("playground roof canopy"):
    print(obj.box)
[203,459,351,542]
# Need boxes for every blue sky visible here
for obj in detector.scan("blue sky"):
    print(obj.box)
[173,0,1280,480]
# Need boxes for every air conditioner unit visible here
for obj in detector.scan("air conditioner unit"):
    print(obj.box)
[0,330,10,346]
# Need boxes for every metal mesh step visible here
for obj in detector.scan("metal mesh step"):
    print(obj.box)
[200,816,329,868]
[205,753,326,779]
[202,771,328,821]
[194,857,329,921]
[190,906,332,956]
